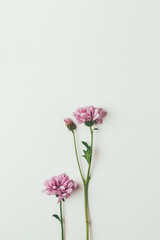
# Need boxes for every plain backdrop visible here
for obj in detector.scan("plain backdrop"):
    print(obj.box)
[0,0,160,240]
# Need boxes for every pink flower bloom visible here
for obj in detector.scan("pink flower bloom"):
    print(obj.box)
[42,173,77,203]
[64,118,76,131]
[73,106,107,126]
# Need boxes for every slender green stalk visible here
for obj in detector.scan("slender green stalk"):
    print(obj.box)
[84,183,89,240]
[60,201,64,240]
[72,131,85,183]
[86,127,93,183]
[72,127,94,240]
[84,126,93,240]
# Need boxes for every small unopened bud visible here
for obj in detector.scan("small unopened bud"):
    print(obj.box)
[64,118,76,131]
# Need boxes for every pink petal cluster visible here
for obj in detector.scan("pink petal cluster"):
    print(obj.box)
[43,173,77,203]
[64,118,73,125]
[73,105,107,124]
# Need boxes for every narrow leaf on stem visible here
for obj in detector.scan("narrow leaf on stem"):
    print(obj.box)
[52,214,61,222]
[82,141,89,148]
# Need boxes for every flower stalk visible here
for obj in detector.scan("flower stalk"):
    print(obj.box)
[60,201,64,240]
[72,126,94,240]
[72,131,85,183]
[84,183,89,240]
[86,127,93,182]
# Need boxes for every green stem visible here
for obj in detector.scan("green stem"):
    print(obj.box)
[84,183,89,240]
[72,131,85,183]
[86,127,93,183]
[72,126,94,240]
[60,201,64,240]
[84,126,93,240]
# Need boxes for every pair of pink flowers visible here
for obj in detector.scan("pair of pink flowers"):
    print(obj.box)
[64,105,107,130]
[43,173,77,203]
[43,106,106,203]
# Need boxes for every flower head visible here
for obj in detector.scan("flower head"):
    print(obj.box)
[73,106,107,126]
[64,118,76,131]
[42,173,77,203]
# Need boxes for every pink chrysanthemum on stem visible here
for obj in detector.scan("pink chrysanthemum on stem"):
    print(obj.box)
[43,173,77,240]
[65,105,107,240]
[73,105,107,126]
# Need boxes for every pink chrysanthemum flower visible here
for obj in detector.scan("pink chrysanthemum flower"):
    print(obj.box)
[42,173,77,203]
[73,105,107,126]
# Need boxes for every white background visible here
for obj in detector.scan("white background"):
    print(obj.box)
[0,0,160,240]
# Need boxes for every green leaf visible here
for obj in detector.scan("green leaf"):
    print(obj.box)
[82,141,92,164]
[82,141,89,148]
[93,128,99,131]
[82,147,92,164]
[52,214,61,222]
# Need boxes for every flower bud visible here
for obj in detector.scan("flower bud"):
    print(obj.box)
[64,118,76,131]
